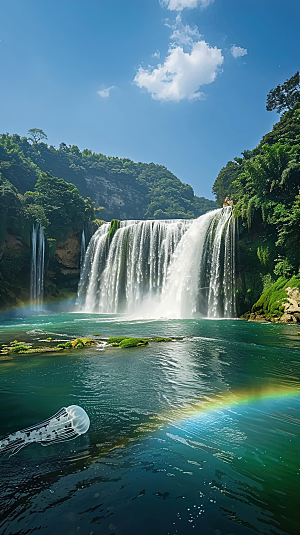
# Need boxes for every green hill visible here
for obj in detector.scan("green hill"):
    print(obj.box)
[0,134,217,221]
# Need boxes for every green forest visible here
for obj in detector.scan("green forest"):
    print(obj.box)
[0,132,216,222]
[212,71,300,317]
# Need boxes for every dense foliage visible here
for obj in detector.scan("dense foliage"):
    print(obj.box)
[213,103,300,284]
[24,173,95,242]
[0,133,217,220]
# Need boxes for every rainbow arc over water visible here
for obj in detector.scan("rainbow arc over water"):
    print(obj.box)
[134,383,300,436]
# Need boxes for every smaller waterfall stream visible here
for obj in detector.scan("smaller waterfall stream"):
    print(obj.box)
[77,208,236,318]
[30,223,45,310]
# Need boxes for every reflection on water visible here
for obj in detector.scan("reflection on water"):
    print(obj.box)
[0,313,299,534]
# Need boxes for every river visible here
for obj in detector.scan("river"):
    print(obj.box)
[0,312,299,535]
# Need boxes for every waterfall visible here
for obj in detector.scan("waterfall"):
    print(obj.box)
[30,223,45,310]
[77,208,236,318]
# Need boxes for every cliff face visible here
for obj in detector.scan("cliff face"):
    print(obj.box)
[0,230,83,309]
[44,232,82,301]
[83,172,147,220]
[0,233,30,308]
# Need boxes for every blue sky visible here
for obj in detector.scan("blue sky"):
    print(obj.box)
[1,0,299,200]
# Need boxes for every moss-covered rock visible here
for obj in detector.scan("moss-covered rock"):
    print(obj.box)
[247,275,300,322]
[119,338,148,348]
[107,337,127,344]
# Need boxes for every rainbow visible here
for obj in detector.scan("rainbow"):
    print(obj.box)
[134,383,300,435]
[93,383,300,457]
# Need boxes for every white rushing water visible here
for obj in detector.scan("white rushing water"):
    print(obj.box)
[77,208,236,318]
[30,223,45,310]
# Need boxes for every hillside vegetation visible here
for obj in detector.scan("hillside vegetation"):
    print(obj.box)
[212,72,300,317]
[0,134,217,221]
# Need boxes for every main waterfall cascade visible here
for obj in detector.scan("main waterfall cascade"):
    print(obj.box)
[30,223,45,310]
[77,208,236,318]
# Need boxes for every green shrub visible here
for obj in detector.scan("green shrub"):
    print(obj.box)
[10,344,29,353]
[64,341,73,348]
[75,339,84,348]
[57,343,66,349]
[119,338,148,348]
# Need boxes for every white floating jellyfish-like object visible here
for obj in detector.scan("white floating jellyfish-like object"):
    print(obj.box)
[0,405,90,456]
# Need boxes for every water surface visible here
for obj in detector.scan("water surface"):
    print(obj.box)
[0,313,299,535]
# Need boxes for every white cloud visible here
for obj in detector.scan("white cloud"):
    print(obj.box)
[134,41,223,102]
[230,45,248,59]
[151,50,161,59]
[160,0,214,11]
[97,86,116,98]
[166,14,201,46]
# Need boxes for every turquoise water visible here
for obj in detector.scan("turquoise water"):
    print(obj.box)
[0,313,300,535]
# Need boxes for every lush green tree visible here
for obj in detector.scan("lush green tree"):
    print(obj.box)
[24,173,95,241]
[213,105,300,206]
[230,142,300,275]
[232,143,299,221]
[212,159,246,206]
[266,71,300,114]
[27,128,48,144]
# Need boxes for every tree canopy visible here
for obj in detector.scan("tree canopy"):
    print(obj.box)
[266,71,300,114]
[24,173,95,241]
[27,128,48,144]
[213,101,300,280]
